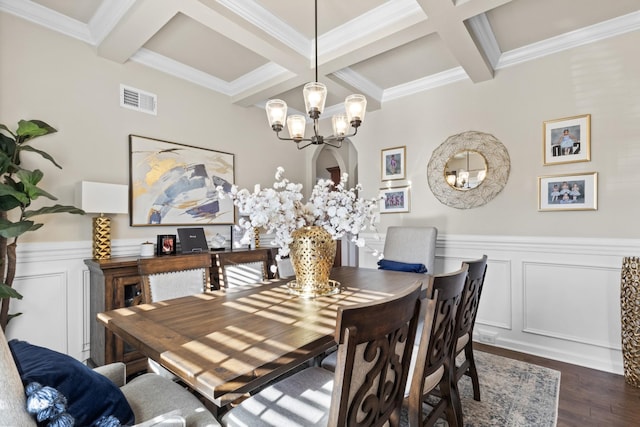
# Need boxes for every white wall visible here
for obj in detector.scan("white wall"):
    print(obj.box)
[2,11,639,374]
[0,13,307,245]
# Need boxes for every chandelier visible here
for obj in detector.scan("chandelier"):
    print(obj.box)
[265,0,367,150]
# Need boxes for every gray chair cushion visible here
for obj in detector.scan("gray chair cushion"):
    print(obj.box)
[220,367,334,427]
[122,373,221,427]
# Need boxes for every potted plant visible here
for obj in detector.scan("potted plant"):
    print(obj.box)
[0,120,84,331]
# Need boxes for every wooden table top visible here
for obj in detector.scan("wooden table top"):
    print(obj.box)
[97,266,426,406]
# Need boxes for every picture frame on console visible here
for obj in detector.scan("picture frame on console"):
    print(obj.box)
[538,172,597,211]
[156,234,177,256]
[380,186,410,213]
[543,114,591,165]
[129,135,235,226]
[381,146,406,180]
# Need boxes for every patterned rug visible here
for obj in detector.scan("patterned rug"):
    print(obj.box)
[400,351,561,427]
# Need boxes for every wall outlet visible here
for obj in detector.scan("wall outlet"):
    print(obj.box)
[476,330,498,345]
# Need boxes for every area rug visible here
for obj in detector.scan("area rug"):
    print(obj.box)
[400,351,561,427]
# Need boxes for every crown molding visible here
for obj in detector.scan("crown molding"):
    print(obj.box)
[332,68,384,102]
[131,48,233,95]
[383,67,469,103]
[497,10,640,69]
[217,0,308,56]
[0,0,92,42]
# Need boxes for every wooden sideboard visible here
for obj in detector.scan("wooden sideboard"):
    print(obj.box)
[85,248,276,375]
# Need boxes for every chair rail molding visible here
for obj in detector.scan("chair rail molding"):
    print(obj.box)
[6,234,638,375]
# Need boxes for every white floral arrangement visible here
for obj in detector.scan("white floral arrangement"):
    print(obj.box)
[218,167,380,258]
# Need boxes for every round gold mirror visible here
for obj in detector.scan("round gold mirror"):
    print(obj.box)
[427,131,510,209]
[444,150,488,191]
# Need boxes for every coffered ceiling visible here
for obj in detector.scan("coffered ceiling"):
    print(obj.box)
[3,0,639,116]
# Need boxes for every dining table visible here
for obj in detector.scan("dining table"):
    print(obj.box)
[96,266,427,410]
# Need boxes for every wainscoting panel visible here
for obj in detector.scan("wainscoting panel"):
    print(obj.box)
[360,233,640,374]
[5,272,68,354]
[523,261,622,350]
[443,257,512,330]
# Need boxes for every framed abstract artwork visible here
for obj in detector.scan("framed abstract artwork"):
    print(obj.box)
[129,135,235,226]
[380,186,410,213]
[538,172,597,211]
[543,114,591,165]
[381,146,406,180]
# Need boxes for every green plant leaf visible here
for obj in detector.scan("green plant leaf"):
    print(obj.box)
[0,183,30,205]
[15,169,57,200]
[19,145,62,169]
[7,313,23,322]
[0,134,17,162]
[0,283,23,299]
[24,204,85,218]
[16,120,56,143]
[0,195,22,211]
[0,218,35,238]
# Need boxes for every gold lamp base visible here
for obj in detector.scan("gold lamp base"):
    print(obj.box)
[93,215,112,260]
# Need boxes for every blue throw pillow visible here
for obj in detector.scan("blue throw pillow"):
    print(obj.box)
[377,259,428,273]
[8,339,134,427]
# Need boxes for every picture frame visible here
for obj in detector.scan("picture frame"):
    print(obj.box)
[538,172,597,211]
[156,234,177,256]
[380,186,410,213]
[543,114,591,165]
[381,146,406,180]
[129,135,235,226]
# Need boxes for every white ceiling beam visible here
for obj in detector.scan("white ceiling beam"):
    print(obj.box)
[97,0,179,63]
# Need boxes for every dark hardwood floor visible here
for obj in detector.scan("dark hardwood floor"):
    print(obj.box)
[475,343,640,427]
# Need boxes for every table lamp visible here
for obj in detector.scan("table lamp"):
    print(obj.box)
[76,181,128,260]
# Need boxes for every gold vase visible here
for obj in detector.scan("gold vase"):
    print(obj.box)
[621,256,640,387]
[287,226,340,298]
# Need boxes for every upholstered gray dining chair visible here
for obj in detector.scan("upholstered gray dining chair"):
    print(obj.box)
[454,255,488,401]
[382,226,438,274]
[220,281,424,427]
[405,265,468,427]
[138,253,212,379]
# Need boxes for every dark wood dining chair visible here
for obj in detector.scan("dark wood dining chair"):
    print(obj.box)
[137,253,212,380]
[220,280,424,427]
[138,253,212,303]
[215,250,270,288]
[454,255,488,401]
[405,265,468,427]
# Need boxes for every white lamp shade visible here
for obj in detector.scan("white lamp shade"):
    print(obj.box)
[332,114,349,137]
[345,94,367,123]
[265,99,287,128]
[303,82,327,115]
[287,115,307,139]
[76,181,128,214]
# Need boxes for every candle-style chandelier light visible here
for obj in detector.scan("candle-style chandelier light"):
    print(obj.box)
[264,0,367,150]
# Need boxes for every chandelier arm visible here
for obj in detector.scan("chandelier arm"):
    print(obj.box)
[275,130,311,143]
[296,140,314,150]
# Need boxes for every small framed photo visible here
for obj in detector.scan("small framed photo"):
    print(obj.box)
[381,146,406,180]
[543,114,591,165]
[156,234,177,256]
[380,186,410,213]
[538,172,597,211]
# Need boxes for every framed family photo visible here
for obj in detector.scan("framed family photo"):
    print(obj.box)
[381,146,406,180]
[538,172,597,211]
[543,114,591,165]
[129,135,235,226]
[380,186,410,213]
[156,234,176,256]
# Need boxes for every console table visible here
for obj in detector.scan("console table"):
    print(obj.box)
[85,248,276,375]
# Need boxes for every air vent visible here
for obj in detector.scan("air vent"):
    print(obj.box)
[120,84,157,115]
